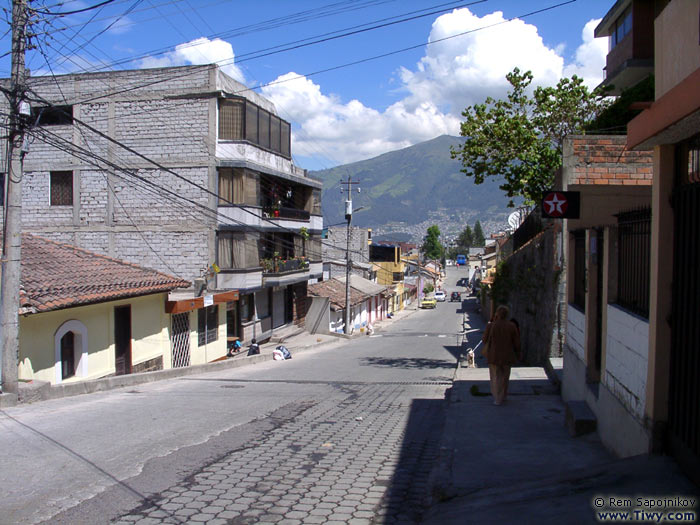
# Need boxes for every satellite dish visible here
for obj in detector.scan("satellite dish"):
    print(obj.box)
[508,211,520,230]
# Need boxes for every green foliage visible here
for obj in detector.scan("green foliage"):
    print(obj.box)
[422,225,444,260]
[489,260,513,306]
[586,76,654,134]
[424,282,435,294]
[473,220,485,247]
[450,68,609,206]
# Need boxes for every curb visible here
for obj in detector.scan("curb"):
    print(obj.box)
[13,336,345,406]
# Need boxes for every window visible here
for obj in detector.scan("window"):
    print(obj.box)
[31,105,73,126]
[572,230,586,311]
[217,231,260,269]
[218,99,244,140]
[259,110,270,149]
[675,132,700,185]
[220,97,291,158]
[218,168,245,205]
[240,293,254,323]
[610,6,632,49]
[392,272,404,282]
[198,305,218,346]
[60,331,75,380]
[0,172,5,207]
[245,101,258,143]
[50,171,73,206]
[616,208,651,318]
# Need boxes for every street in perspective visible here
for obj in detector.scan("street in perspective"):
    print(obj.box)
[3,267,697,524]
[1,1,700,524]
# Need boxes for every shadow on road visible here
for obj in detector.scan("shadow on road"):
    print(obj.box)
[377,397,447,524]
[359,356,455,370]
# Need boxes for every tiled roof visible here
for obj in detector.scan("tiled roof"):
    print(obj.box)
[13,234,191,314]
[308,278,368,311]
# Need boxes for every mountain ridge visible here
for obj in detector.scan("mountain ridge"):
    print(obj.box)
[311,135,514,240]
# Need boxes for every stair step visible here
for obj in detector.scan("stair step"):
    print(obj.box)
[565,400,597,437]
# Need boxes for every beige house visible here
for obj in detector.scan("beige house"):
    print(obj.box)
[624,0,700,483]
[563,0,700,484]
[16,234,193,385]
[561,135,653,456]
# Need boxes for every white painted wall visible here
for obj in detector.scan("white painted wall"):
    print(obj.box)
[566,305,586,361]
[604,305,649,420]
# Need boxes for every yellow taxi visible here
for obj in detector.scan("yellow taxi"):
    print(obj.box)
[420,297,437,309]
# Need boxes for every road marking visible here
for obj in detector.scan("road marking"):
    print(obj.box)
[369,335,383,338]
[438,335,446,338]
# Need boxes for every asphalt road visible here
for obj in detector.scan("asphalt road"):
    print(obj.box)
[0,267,474,525]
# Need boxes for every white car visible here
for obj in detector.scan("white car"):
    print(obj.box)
[434,291,446,302]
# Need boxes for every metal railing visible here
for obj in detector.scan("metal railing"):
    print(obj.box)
[616,207,651,318]
[262,206,310,221]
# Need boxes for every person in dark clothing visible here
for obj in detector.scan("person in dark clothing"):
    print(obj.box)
[248,338,260,356]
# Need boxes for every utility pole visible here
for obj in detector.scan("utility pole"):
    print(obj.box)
[1,0,29,396]
[340,176,359,334]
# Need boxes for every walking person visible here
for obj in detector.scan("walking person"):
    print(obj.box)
[482,305,521,405]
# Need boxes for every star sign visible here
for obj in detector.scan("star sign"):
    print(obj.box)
[543,192,568,217]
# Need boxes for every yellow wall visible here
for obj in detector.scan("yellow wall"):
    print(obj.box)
[187,305,227,366]
[19,294,173,385]
[375,261,404,286]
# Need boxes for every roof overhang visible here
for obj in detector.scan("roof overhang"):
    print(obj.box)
[166,290,239,314]
[598,60,654,96]
[595,0,631,37]
[628,67,700,150]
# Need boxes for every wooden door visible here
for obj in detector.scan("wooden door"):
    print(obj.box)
[114,305,132,376]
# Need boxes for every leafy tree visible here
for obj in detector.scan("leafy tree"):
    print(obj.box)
[473,220,485,247]
[450,68,608,206]
[422,225,444,260]
[457,225,473,251]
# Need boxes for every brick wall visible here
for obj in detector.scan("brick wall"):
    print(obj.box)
[566,135,653,186]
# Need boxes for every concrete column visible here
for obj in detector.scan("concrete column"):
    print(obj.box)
[645,144,675,451]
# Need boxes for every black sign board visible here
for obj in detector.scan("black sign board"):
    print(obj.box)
[541,191,580,219]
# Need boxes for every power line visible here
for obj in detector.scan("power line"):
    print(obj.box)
[32,0,118,16]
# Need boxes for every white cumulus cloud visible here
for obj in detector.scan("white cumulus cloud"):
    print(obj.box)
[563,18,607,89]
[140,37,245,83]
[261,9,607,166]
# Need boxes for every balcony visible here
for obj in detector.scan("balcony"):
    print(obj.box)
[261,256,311,286]
[263,206,310,221]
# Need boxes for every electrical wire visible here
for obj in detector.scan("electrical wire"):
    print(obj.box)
[32,0,118,17]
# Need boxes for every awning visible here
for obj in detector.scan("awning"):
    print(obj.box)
[166,290,239,314]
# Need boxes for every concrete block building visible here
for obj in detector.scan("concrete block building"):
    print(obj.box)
[0,64,323,370]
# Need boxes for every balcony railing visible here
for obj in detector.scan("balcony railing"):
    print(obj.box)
[260,256,309,275]
[262,206,310,221]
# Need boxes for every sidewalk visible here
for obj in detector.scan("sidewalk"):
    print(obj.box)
[422,358,699,523]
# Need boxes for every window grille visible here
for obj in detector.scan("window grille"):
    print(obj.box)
[171,313,191,368]
[616,208,651,318]
[572,230,586,311]
[198,305,218,346]
[219,99,244,140]
[50,171,73,206]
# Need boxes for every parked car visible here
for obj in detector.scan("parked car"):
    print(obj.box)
[450,291,461,302]
[434,291,446,302]
[421,297,437,309]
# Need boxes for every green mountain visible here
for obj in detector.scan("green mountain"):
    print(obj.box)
[312,135,514,239]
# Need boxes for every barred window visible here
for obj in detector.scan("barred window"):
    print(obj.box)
[218,99,244,140]
[572,230,586,311]
[240,293,255,323]
[0,173,5,206]
[616,208,651,318]
[198,305,218,346]
[50,171,73,206]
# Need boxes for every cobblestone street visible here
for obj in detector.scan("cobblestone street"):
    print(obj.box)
[113,380,449,525]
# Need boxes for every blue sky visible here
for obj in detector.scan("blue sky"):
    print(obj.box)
[2,0,614,169]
